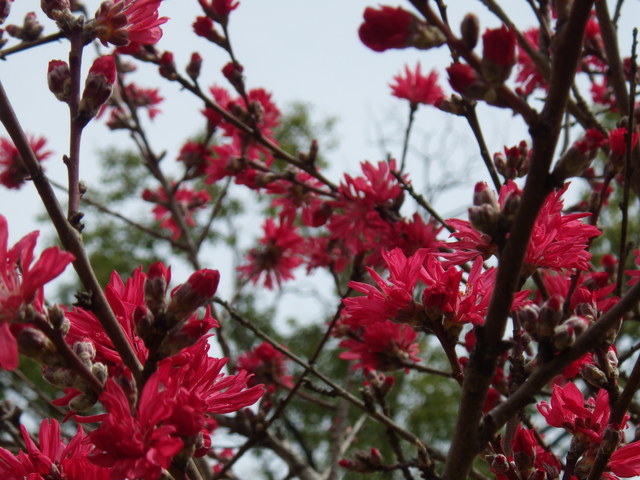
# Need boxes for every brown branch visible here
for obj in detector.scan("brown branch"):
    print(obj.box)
[0,32,65,59]
[443,3,595,480]
[0,80,144,385]
[484,278,640,437]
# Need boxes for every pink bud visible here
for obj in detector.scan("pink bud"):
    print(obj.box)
[481,25,516,83]
[78,55,116,125]
[158,51,177,79]
[186,52,202,81]
[167,269,220,321]
[188,268,220,297]
[47,59,71,103]
[447,63,487,99]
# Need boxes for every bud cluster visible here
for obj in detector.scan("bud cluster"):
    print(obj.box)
[134,264,221,359]
[468,181,520,241]
[494,141,530,181]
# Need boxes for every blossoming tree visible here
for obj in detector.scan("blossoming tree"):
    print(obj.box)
[1,0,640,479]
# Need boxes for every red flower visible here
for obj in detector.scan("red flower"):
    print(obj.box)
[339,320,420,371]
[142,184,211,240]
[237,216,305,289]
[343,248,427,327]
[199,0,239,25]
[609,127,639,157]
[0,419,108,479]
[537,383,612,444]
[94,0,168,49]
[237,341,293,389]
[607,441,640,479]
[482,25,516,82]
[390,63,444,108]
[443,182,600,272]
[447,62,483,98]
[0,215,74,370]
[358,6,417,52]
[88,378,184,480]
[0,135,51,189]
[123,83,164,120]
[154,338,263,440]
[178,141,212,175]
[328,159,404,258]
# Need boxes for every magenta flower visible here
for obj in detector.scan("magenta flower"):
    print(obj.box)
[0,135,51,189]
[339,320,420,371]
[343,248,427,327]
[237,341,293,389]
[88,378,184,480]
[94,0,168,49]
[0,419,108,479]
[390,63,444,108]
[238,216,305,289]
[0,215,74,370]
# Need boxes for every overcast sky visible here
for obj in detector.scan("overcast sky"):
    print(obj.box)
[0,0,636,292]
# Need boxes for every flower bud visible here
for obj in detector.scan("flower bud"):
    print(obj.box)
[92,362,108,385]
[516,304,540,339]
[47,60,71,103]
[6,12,44,41]
[469,203,500,235]
[551,323,575,350]
[78,55,116,125]
[581,363,608,388]
[144,261,170,315]
[472,181,498,208]
[41,0,71,20]
[42,365,75,387]
[481,25,516,83]
[48,304,69,334]
[192,16,226,45]
[447,62,488,100]
[167,269,220,321]
[222,61,244,92]
[489,454,510,474]
[537,295,563,338]
[158,51,177,79]
[186,52,202,81]
[500,189,521,227]
[0,0,12,24]
[73,340,96,367]
[513,427,536,478]
[17,327,57,363]
[69,391,98,412]
[460,13,479,50]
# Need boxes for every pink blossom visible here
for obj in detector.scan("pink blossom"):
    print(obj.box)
[94,0,168,49]
[88,379,184,480]
[343,248,427,327]
[339,320,420,371]
[142,184,211,240]
[0,135,51,189]
[237,341,293,389]
[0,215,74,370]
[0,419,109,479]
[390,63,444,107]
[238,216,305,289]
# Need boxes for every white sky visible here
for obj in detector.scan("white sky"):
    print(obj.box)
[0,0,636,291]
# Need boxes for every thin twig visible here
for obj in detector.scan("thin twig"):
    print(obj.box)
[0,32,65,59]
[463,101,502,191]
[399,105,417,173]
